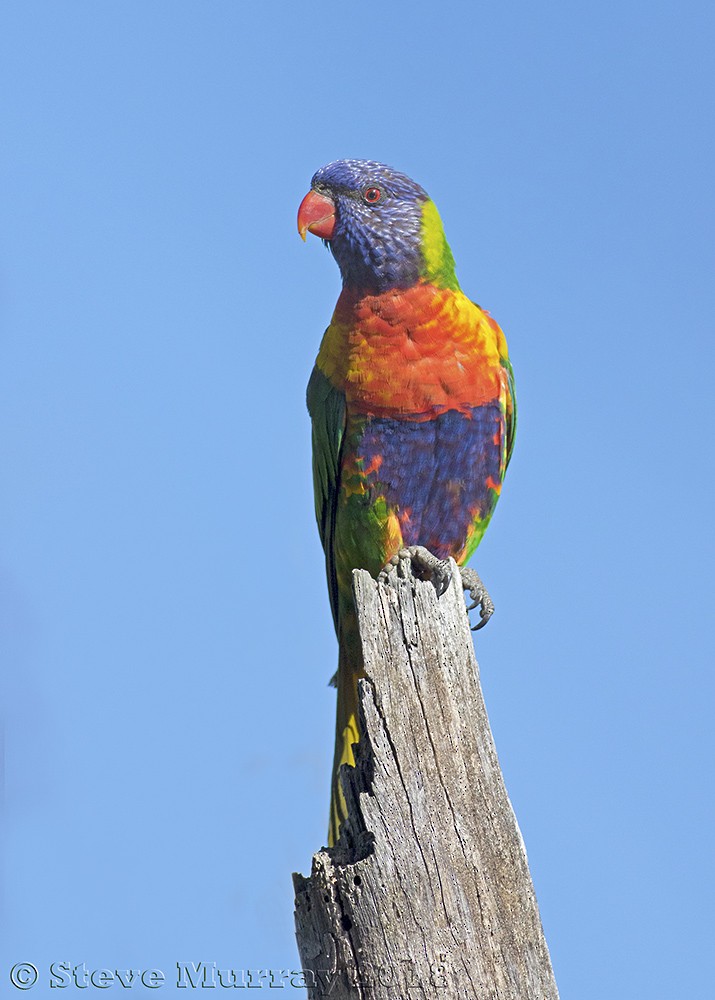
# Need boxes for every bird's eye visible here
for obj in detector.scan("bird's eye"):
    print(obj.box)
[363,187,382,204]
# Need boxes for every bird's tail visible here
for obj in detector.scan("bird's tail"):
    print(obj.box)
[328,621,363,847]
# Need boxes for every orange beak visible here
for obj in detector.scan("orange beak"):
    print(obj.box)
[297,189,336,241]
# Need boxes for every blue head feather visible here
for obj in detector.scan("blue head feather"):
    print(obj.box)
[310,159,430,292]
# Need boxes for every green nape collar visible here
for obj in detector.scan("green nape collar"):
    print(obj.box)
[420,200,460,291]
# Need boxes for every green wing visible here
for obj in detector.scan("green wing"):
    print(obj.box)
[502,354,517,471]
[472,300,517,473]
[306,365,346,635]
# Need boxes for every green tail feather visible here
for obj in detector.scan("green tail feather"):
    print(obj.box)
[328,612,363,847]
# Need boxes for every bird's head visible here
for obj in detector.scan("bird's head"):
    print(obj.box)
[297,159,459,294]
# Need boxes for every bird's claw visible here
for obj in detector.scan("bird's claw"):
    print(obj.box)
[378,545,452,596]
[459,566,494,630]
[379,549,494,631]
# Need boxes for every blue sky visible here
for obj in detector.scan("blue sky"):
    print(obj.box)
[1,0,713,996]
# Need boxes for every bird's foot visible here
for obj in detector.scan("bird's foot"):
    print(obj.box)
[378,545,452,596]
[379,547,494,630]
[459,566,494,631]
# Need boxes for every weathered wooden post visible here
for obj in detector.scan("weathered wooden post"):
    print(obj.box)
[293,561,559,1000]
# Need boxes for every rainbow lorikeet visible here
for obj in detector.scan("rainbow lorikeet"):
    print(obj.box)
[298,159,516,845]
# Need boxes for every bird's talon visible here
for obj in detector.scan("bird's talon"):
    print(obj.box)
[379,545,452,595]
[459,566,494,631]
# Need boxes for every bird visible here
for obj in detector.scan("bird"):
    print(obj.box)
[297,159,516,845]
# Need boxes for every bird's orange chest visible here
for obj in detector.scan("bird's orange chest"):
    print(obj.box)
[316,282,503,419]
